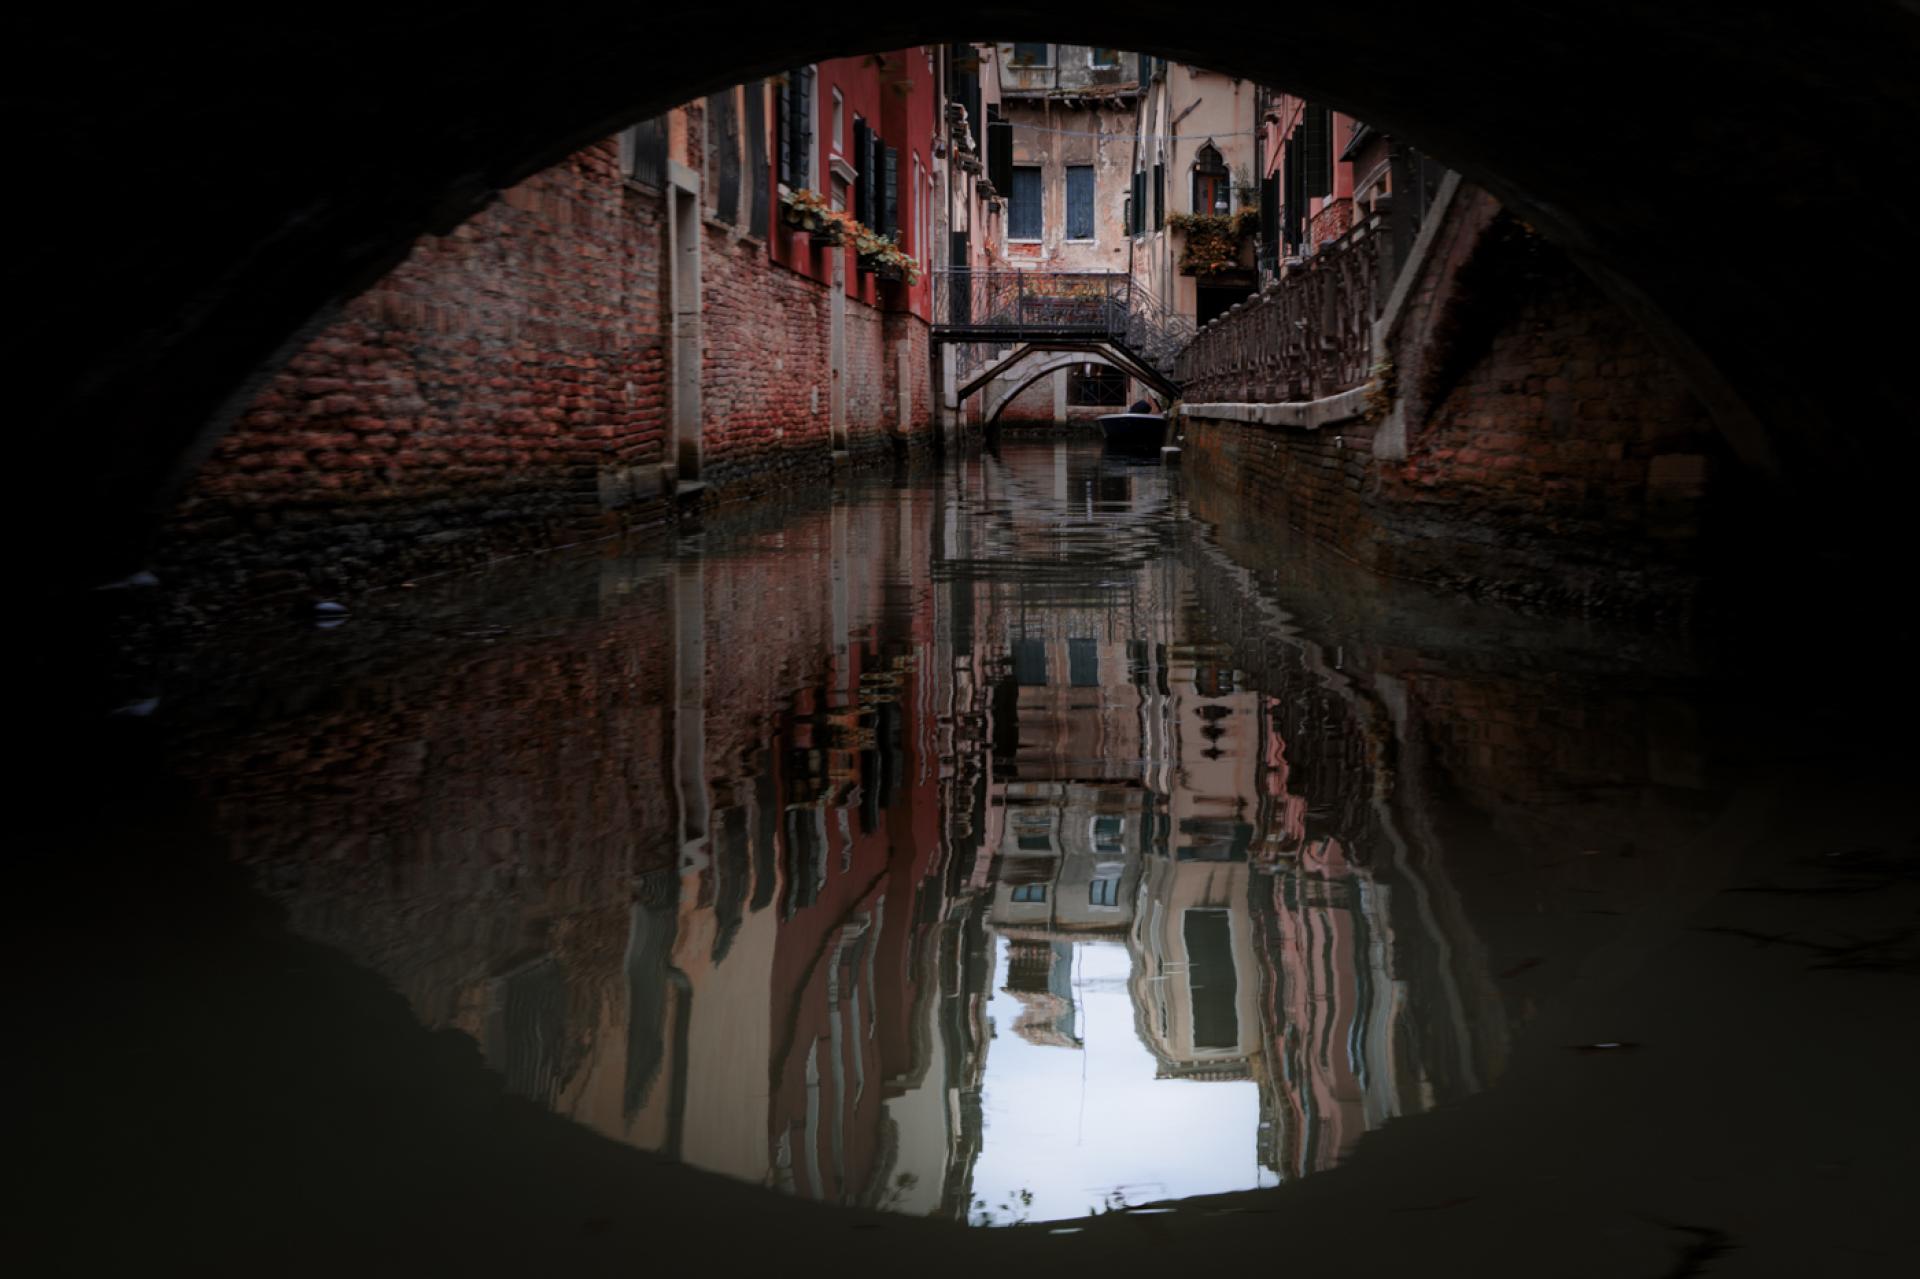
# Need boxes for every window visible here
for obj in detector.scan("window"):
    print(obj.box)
[623,114,667,188]
[1153,162,1164,229]
[1069,365,1128,407]
[1301,104,1333,199]
[1016,834,1054,852]
[1011,42,1052,67]
[831,89,844,155]
[1088,47,1123,68]
[1011,884,1048,903]
[1193,143,1229,216]
[852,117,870,225]
[706,89,741,221]
[746,79,769,237]
[1068,636,1099,687]
[1089,878,1120,907]
[778,67,815,191]
[1065,165,1095,239]
[1012,636,1048,685]
[1008,165,1043,240]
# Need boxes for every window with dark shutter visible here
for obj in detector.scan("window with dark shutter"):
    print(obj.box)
[1008,166,1043,240]
[787,64,817,189]
[1131,170,1146,234]
[1282,131,1303,250]
[708,91,740,221]
[852,118,870,225]
[747,80,769,238]
[1302,104,1332,198]
[1065,165,1094,239]
[1011,42,1051,67]
[986,107,1012,197]
[1153,163,1164,229]
[883,145,899,240]
[629,115,667,188]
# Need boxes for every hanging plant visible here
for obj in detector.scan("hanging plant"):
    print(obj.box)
[853,226,923,284]
[781,187,853,243]
[1167,208,1259,275]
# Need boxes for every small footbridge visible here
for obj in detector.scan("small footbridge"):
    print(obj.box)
[930,270,1192,405]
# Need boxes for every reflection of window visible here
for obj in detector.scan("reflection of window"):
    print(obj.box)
[1008,165,1044,240]
[1089,877,1120,907]
[1089,47,1123,68]
[1017,834,1054,852]
[1012,636,1049,686]
[1011,42,1052,67]
[1068,637,1099,687]
[1192,142,1230,216]
[1012,884,1048,903]
[1184,909,1239,1050]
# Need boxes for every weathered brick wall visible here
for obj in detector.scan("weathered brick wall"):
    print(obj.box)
[166,142,667,609]
[164,135,932,614]
[996,375,1059,425]
[1185,195,1733,619]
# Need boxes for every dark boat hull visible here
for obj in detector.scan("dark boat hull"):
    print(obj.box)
[1096,412,1167,455]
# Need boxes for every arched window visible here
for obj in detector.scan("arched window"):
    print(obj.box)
[1192,143,1230,217]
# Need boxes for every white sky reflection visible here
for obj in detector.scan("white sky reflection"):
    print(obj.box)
[968,936,1275,1225]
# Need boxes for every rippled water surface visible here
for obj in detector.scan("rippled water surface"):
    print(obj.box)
[127,439,1916,1245]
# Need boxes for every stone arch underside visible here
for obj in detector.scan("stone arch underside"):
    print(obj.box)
[22,5,1920,586]
[981,350,1132,425]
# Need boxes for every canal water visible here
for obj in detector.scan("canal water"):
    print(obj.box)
[36,440,1915,1270]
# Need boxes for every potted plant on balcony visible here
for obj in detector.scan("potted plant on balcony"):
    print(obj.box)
[1168,208,1260,276]
[781,187,850,245]
[854,229,920,284]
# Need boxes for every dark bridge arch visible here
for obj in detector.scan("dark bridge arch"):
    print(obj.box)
[21,7,1920,586]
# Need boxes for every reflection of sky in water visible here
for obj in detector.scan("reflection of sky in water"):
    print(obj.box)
[971,938,1275,1224]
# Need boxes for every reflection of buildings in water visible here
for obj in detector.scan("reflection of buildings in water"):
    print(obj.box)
[217,447,1489,1226]
[951,453,1454,1196]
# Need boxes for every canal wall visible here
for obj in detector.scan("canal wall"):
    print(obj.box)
[1182,189,1737,620]
[161,132,933,615]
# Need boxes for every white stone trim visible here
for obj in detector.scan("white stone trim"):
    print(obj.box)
[1182,386,1372,430]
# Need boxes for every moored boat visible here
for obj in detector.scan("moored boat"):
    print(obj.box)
[1096,412,1167,455]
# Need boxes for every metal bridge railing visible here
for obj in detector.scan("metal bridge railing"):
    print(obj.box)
[931,269,1193,380]
[931,270,1131,340]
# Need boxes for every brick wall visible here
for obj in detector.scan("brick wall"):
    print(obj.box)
[1185,194,1735,620]
[163,136,932,614]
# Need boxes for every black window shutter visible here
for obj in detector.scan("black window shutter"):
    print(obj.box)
[747,80,770,238]
[796,67,815,187]
[631,115,666,188]
[1131,170,1145,234]
[1303,104,1332,198]
[852,118,870,225]
[1153,163,1164,228]
[883,145,899,239]
[987,111,1012,197]
[777,76,791,186]
[1283,129,1303,249]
